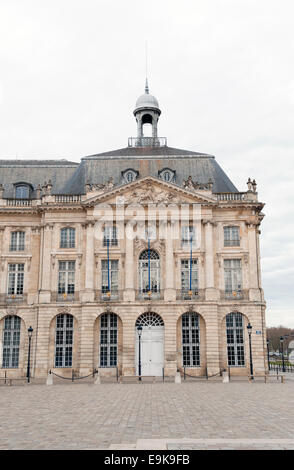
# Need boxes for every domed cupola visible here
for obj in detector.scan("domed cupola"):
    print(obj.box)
[133,79,161,140]
[134,79,160,112]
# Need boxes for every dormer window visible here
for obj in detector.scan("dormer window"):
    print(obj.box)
[159,169,175,183]
[123,169,138,184]
[15,184,31,199]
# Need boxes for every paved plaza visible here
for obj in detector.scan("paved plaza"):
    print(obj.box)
[1,380,294,450]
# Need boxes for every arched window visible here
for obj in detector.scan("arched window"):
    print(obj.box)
[136,312,164,327]
[55,314,73,367]
[60,227,75,248]
[100,313,118,367]
[15,185,30,199]
[226,312,245,366]
[2,315,21,368]
[182,313,200,367]
[139,250,160,295]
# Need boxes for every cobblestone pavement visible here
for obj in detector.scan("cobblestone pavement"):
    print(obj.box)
[1,381,294,450]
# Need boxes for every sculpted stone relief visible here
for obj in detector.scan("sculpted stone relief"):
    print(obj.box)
[122,184,181,205]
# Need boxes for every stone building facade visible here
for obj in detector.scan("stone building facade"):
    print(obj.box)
[0,82,267,379]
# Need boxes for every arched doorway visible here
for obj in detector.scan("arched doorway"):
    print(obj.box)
[135,312,164,376]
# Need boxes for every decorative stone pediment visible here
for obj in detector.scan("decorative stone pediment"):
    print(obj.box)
[83,176,217,207]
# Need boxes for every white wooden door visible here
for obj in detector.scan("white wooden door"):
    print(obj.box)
[136,326,164,376]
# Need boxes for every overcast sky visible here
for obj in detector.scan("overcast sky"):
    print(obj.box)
[0,0,293,327]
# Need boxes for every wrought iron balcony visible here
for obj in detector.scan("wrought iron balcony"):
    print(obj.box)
[51,292,79,302]
[95,290,121,302]
[137,290,162,301]
[128,137,167,148]
[0,294,27,304]
[177,289,205,301]
[221,290,248,300]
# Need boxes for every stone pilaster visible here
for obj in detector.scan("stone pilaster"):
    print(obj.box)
[81,221,95,302]
[247,223,261,301]
[164,221,176,301]
[123,232,135,301]
[204,220,218,300]
[39,224,53,303]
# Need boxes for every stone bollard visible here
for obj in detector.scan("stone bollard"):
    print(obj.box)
[46,372,53,386]
[175,372,181,384]
[222,371,230,383]
[94,373,101,385]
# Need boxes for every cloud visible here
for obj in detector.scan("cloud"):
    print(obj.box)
[0,0,293,325]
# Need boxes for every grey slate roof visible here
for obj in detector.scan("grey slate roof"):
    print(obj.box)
[0,146,239,196]
[0,160,79,197]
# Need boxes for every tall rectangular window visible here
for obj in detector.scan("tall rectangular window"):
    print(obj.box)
[58,261,75,294]
[103,225,118,246]
[224,226,240,247]
[182,313,200,367]
[224,259,242,297]
[10,232,25,251]
[101,260,118,294]
[100,313,117,367]
[181,259,198,295]
[181,226,196,247]
[226,313,245,366]
[55,314,73,368]
[8,264,24,295]
[60,228,75,248]
[2,316,21,368]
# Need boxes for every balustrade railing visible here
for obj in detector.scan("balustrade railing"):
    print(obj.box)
[54,195,81,203]
[216,193,247,201]
[128,137,167,148]
[5,198,33,206]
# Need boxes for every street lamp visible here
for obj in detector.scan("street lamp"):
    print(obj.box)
[26,326,33,383]
[280,336,285,373]
[266,339,270,372]
[247,323,254,380]
[137,325,143,382]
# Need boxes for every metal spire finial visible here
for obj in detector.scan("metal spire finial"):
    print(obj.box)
[145,40,149,94]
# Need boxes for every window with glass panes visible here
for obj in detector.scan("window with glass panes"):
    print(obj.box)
[55,314,73,367]
[224,259,242,295]
[181,259,198,293]
[226,313,245,366]
[100,313,117,367]
[8,264,24,295]
[2,316,21,368]
[224,226,240,246]
[15,185,29,199]
[101,260,118,294]
[58,261,75,294]
[139,250,160,294]
[182,313,200,367]
[60,228,75,248]
[10,231,25,251]
[103,225,118,246]
[181,225,196,247]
